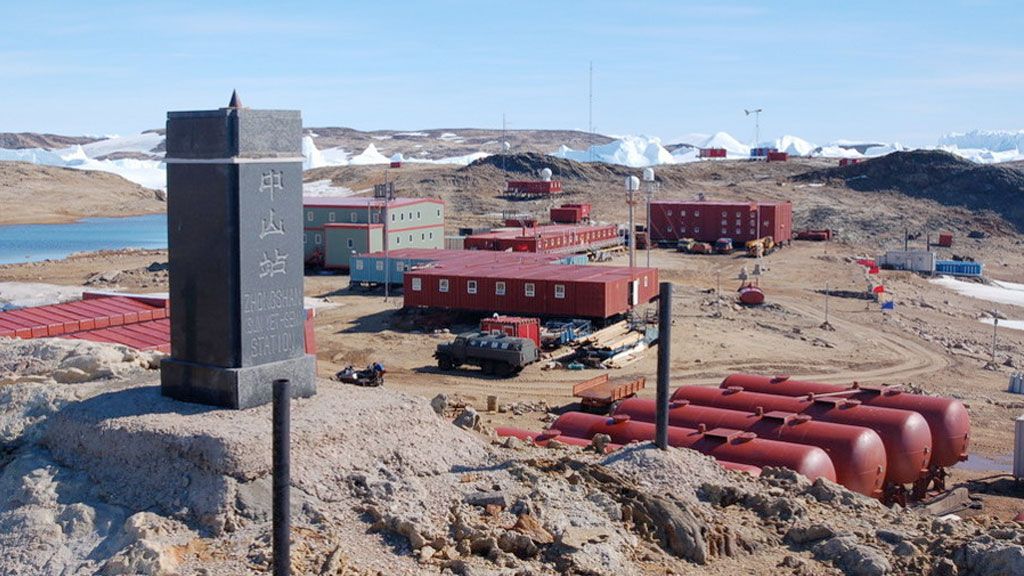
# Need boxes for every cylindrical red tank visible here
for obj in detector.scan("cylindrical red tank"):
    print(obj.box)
[721,374,970,467]
[671,386,932,484]
[494,425,760,475]
[494,427,622,451]
[738,286,765,305]
[550,412,837,482]
[613,397,886,496]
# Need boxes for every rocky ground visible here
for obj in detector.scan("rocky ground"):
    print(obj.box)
[1,350,1023,575]
[0,162,165,225]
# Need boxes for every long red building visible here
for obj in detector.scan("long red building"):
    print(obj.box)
[463,224,620,254]
[648,200,793,244]
[403,263,658,319]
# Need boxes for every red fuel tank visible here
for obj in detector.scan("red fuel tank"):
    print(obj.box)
[613,397,886,497]
[671,386,932,484]
[494,425,760,475]
[550,412,837,482]
[720,374,970,468]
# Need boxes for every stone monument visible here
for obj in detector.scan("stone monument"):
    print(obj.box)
[160,92,316,409]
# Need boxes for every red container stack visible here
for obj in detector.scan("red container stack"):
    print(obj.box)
[480,316,541,347]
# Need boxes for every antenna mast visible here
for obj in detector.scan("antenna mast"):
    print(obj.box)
[744,108,763,148]
[588,61,594,161]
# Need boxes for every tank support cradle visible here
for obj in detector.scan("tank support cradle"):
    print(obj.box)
[882,482,909,507]
[912,466,948,500]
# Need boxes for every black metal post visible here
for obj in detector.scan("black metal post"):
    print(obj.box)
[273,379,291,576]
[655,282,673,450]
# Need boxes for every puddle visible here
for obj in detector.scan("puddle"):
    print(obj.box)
[955,454,1014,473]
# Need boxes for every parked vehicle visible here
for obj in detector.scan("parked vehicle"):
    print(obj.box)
[715,238,735,254]
[676,238,697,252]
[573,374,645,413]
[690,242,714,254]
[435,332,540,377]
[335,363,385,387]
[744,236,775,257]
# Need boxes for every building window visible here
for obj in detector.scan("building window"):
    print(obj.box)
[400,213,405,221]
[694,227,700,234]
[680,226,686,233]
[409,234,413,242]
[315,233,322,244]
[352,212,359,223]
[329,212,336,223]
[372,213,380,223]
[525,283,535,297]
[554,284,566,299]
[721,227,727,234]
[307,211,314,222]
[395,236,401,244]
[417,211,421,219]
[421,233,425,240]
[439,279,449,293]
[667,225,673,232]
[681,210,686,216]
[411,278,422,291]
[429,232,433,239]
[643,276,649,288]
[391,213,396,222]
[721,219,727,225]
[467,280,477,294]
[347,239,354,248]
[376,261,384,271]
[666,210,673,216]
[735,228,741,234]
[437,209,441,217]
[496,281,506,296]
[354,260,364,270]
[694,210,701,217]
[721,211,727,217]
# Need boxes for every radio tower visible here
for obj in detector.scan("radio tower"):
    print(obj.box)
[744,108,763,148]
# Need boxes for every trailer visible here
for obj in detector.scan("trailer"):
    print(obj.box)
[572,374,646,413]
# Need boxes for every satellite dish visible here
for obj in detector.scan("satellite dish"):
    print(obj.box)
[502,141,511,152]
[642,167,655,182]
[540,168,553,181]
[738,267,748,281]
[625,175,640,191]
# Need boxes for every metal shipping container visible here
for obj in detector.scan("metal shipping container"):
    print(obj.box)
[649,200,793,244]
[935,260,983,277]
[878,250,936,273]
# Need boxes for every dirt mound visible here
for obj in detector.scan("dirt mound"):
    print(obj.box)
[461,152,635,181]
[0,161,165,225]
[794,150,1024,231]
[0,132,101,150]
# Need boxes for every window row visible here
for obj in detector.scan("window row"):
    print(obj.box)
[307,208,443,223]
[411,279,566,299]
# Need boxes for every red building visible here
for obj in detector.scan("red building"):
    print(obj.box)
[463,224,620,254]
[404,263,659,319]
[550,203,592,224]
[505,180,563,196]
[648,200,793,244]
[699,148,727,159]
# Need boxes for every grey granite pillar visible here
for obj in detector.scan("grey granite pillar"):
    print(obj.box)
[160,94,316,409]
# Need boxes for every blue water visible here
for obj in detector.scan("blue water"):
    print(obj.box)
[0,214,167,265]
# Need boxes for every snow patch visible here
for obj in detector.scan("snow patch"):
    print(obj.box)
[302,179,355,197]
[930,277,1024,309]
[980,318,1024,332]
[0,283,85,310]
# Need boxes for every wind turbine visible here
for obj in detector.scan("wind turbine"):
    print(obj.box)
[744,108,763,148]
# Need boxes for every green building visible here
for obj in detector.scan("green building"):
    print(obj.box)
[303,196,445,270]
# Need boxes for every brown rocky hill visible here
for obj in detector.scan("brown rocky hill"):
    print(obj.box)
[0,132,101,149]
[0,161,165,225]
[794,150,1024,232]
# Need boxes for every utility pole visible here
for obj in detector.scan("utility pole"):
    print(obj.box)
[588,61,594,162]
[643,168,657,267]
[824,280,830,325]
[625,176,639,270]
[992,314,1000,365]
[716,270,722,318]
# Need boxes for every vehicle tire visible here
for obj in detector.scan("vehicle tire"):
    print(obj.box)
[496,362,514,377]
[482,361,495,375]
[438,357,454,371]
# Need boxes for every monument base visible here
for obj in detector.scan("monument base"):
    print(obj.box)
[160,355,316,409]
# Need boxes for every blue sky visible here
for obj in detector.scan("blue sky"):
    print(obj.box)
[1,0,1021,146]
